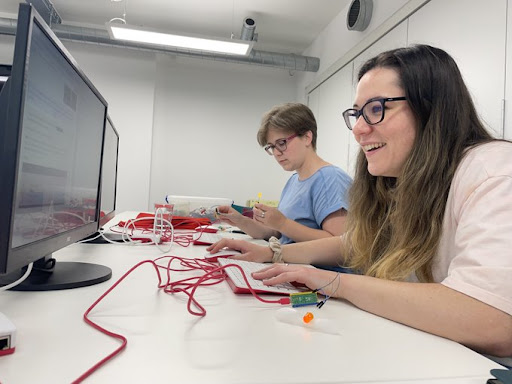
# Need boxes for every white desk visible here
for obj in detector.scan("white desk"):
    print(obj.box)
[0,229,503,383]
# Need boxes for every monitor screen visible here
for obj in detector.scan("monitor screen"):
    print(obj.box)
[99,115,120,228]
[0,4,111,290]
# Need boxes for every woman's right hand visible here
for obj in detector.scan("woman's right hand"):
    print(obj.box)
[206,239,273,263]
[215,205,244,226]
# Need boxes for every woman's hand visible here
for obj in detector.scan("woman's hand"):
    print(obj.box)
[215,205,244,227]
[253,203,286,231]
[206,238,273,263]
[252,263,341,296]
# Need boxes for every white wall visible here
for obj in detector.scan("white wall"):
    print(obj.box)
[69,45,298,209]
[1,35,158,213]
[62,42,157,213]
[0,32,297,211]
[295,0,410,103]
[3,0,510,213]
[145,0,415,207]
[0,0,432,214]
[0,35,14,64]
[149,54,296,206]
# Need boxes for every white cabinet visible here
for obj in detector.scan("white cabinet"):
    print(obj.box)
[408,0,507,138]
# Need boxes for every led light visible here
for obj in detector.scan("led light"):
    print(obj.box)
[107,24,253,56]
[303,312,314,324]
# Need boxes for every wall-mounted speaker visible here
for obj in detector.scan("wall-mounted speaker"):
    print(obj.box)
[346,0,373,31]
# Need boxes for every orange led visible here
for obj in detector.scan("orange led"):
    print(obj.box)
[303,312,314,323]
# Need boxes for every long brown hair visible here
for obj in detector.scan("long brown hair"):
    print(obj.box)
[346,45,493,282]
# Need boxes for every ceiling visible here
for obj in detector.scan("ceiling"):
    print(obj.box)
[0,0,352,54]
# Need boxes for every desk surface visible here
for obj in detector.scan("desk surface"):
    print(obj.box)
[0,220,503,383]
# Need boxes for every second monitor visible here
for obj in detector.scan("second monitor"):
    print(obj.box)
[99,115,120,228]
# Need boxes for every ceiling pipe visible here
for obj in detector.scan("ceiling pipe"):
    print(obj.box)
[0,17,320,72]
[25,0,62,26]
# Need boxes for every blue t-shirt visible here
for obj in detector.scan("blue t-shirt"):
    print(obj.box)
[278,165,352,244]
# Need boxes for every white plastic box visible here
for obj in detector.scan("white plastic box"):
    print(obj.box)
[0,312,16,356]
[165,195,233,218]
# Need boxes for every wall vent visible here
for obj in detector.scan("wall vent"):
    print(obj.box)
[347,0,373,31]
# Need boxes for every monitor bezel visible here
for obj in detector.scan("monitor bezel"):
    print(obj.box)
[0,4,108,275]
[0,64,11,91]
[98,114,120,228]
[0,64,11,74]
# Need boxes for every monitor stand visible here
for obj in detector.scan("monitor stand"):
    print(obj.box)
[0,255,112,291]
[81,230,125,244]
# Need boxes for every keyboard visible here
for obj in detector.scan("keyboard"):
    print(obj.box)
[217,258,304,295]
[193,232,223,245]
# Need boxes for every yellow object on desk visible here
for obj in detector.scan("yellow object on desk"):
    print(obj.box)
[246,198,279,208]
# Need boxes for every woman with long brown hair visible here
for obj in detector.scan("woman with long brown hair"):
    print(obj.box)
[208,45,512,359]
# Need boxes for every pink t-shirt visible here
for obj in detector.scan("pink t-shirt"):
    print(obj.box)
[430,141,512,316]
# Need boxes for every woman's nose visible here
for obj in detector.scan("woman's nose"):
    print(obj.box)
[273,148,284,157]
[351,116,372,136]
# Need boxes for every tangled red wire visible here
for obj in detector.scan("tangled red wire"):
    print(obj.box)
[73,254,288,383]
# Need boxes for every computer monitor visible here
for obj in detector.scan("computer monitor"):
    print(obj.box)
[0,4,112,291]
[79,114,120,244]
[99,115,120,228]
[79,115,120,244]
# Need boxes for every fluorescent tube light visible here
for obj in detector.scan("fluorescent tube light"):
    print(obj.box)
[107,24,253,56]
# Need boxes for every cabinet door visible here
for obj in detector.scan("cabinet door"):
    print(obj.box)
[312,63,354,174]
[408,0,507,138]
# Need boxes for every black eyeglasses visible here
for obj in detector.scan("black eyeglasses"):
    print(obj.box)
[342,97,407,130]
[264,133,298,155]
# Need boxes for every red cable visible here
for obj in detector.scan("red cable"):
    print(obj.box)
[73,259,162,383]
[109,217,216,247]
[74,255,288,382]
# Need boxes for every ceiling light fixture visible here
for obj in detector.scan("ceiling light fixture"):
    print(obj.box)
[107,23,254,56]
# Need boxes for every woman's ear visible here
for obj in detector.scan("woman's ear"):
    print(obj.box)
[304,130,313,146]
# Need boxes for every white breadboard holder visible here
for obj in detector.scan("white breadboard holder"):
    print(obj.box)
[165,195,233,217]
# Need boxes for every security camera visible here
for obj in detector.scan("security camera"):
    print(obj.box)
[240,17,257,41]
